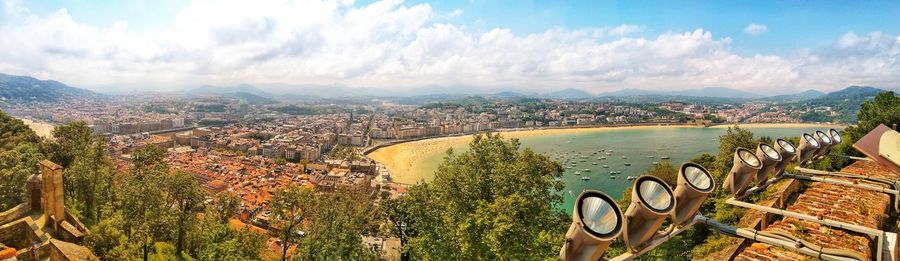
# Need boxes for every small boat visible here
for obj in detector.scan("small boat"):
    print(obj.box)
[592,162,598,165]
[583,169,591,172]
[600,156,606,160]
[624,163,631,166]
[660,156,670,159]
[609,171,617,174]
[652,161,659,165]
[647,155,655,158]
[605,152,612,155]
[568,190,575,197]
[602,165,609,168]
[622,156,628,159]
[627,176,636,181]
[610,176,616,179]
[581,176,591,181]
[574,171,581,175]
[566,166,572,169]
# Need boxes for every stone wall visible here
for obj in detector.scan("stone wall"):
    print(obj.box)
[0,203,29,225]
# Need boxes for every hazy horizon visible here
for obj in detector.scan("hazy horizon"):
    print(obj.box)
[1,0,899,94]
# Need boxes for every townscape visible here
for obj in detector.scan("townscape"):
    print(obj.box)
[1,1,899,261]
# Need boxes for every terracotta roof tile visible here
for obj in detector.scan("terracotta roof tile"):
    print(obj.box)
[733,161,897,260]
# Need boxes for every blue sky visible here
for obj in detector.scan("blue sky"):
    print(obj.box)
[1,0,898,94]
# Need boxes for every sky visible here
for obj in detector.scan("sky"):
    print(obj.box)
[0,0,898,94]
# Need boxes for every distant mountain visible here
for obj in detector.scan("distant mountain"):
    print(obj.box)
[818,86,883,100]
[598,87,763,99]
[760,89,825,102]
[222,92,277,105]
[597,88,658,97]
[187,84,270,97]
[491,91,526,98]
[0,73,101,102]
[542,88,594,99]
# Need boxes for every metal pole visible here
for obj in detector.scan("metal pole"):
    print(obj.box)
[784,173,898,194]
[725,198,884,261]
[607,219,697,261]
[695,215,861,261]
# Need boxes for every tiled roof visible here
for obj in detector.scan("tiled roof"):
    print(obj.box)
[734,161,899,261]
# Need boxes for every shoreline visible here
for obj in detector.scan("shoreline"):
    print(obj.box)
[366,122,845,184]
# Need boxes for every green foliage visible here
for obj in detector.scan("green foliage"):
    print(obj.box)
[49,121,93,168]
[800,111,832,123]
[0,110,41,151]
[243,131,274,141]
[64,132,114,226]
[796,86,885,123]
[274,105,321,115]
[328,144,357,160]
[813,91,900,171]
[269,186,378,261]
[379,196,416,260]
[712,126,756,185]
[116,145,174,260]
[0,111,44,210]
[270,185,316,260]
[165,170,206,256]
[293,188,380,260]
[0,143,44,210]
[405,133,568,260]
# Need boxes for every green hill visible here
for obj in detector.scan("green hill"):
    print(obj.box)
[800,86,886,123]
[0,73,101,102]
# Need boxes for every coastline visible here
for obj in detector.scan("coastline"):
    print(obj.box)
[366,123,845,184]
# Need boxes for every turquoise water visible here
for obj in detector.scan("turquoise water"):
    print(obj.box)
[415,126,830,214]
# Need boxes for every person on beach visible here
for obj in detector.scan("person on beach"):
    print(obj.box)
[31,241,39,259]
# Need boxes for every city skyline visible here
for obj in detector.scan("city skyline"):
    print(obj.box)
[1,0,899,94]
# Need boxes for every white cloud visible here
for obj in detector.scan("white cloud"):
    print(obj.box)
[743,23,768,36]
[0,0,897,94]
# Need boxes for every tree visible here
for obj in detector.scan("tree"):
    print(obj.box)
[0,143,44,210]
[380,196,416,261]
[406,133,568,260]
[192,193,266,261]
[269,185,315,261]
[815,91,900,171]
[85,213,132,260]
[210,192,241,224]
[294,187,379,260]
[65,137,113,226]
[50,121,93,168]
[116,145,171,261]
[0,111,43,210]
[164,170,206,257]
[0,110,41,151]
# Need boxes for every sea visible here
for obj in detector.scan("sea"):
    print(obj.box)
[402,126,831,214]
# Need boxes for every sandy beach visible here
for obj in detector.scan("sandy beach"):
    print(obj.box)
[366,123,845,184]
[708,123,845,129]
[18,118,56,139]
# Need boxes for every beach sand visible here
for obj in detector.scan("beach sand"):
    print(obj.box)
[366,123,846,184]
[708,123,845,129]
[18,118,56,139]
